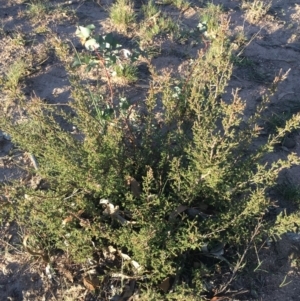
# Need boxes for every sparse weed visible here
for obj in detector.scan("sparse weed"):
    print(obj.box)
[235,31,248,46]
[158,0,190,10]
[265,110,294,133]
[231,55,254,66]
[231,30,248,54]
[139,11,179,44]
[113,63,138,83]
[1,59,27,97]
[242,0,271,23]
[109,0,136,33]
[26,0,49,20]
[170,0,190,10]
[49,34,71,63]
[142,0,159,19]
[10,31,28,46]
[199,3,223,39]
[34,24,49,34]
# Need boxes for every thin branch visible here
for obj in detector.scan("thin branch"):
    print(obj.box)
[216,220,263,294]
[94,50,114,106]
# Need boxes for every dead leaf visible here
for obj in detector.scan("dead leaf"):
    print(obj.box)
[159,277,171,293]
[77,209,84,216]
[131,260,142,272]
[28,153,39,170]
[59,267,73,283]
[210,297,228,301]
[83,276,99,291]
[120,252,132,261]
[108,245,117,253]
[111,273,134,279]
[169,205,188,221]
[128,177,141,198]
[62,215,73,226]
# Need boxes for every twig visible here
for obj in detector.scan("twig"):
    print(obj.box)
[237,26,264,57]
[0,237,23,254]
[28,153,38,170]
[216,220,263,294]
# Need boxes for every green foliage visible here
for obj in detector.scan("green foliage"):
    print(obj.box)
[113,63,138,83]
[139,2,179,44]
[1,3,300,298]
[26,0,49,20]
[73,26,140,73]
[265,110,294,134]
[170,0,190,10]
[157,0,190,10]
[277,179,300,206]
[241,0,271,23]
[109,0,136,33]
[142,0,159,19]
[0,58,27,98]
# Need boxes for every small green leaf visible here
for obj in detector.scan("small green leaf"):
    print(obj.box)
[96,35,104,44]
[86,24,95,30]
[105,33,119,49]
[85,39,100,51]
[120,98,130,110]
[108,55,116,64]
[72,58,81,68]
[82,55,91,64]
[101,107,114,120]
[76,26,92,39]
[86,64,93,72]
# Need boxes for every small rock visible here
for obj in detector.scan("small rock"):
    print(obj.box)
[282,137,296,149]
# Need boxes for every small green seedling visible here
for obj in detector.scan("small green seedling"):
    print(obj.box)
[73,25,140,72]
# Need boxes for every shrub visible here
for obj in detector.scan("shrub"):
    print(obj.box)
[1,4,300,299]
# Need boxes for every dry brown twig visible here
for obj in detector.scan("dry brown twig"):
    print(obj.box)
[215,220,263,295]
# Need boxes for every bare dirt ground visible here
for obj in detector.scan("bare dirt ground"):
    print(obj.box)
[2,0,300,300]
